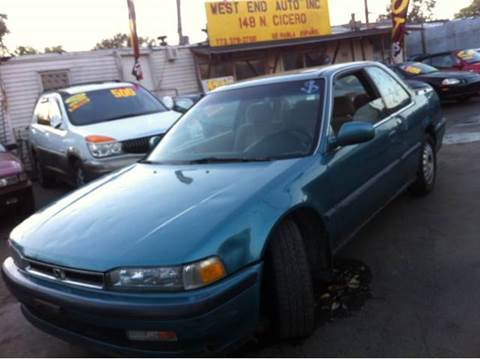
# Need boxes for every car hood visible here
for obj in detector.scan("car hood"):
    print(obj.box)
[72,111,181,141]
[11,159,305,272]
[420,71,480,81]
[0,152,22,177]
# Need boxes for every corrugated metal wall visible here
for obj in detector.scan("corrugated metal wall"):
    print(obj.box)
[0,47,201,145]
[150,47,200,96]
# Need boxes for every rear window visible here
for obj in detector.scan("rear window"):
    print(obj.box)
[62,85,167,126]
[456,50,480,64]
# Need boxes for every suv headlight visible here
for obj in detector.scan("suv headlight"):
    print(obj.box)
[106,257,226,291]
[442,78,461,86]
[86,135,123,158]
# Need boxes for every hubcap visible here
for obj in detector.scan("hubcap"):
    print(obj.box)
[422,143,435,185]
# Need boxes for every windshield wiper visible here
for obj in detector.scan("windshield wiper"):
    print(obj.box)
[187,157,274,164]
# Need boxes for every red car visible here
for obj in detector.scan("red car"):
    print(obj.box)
[416,49,480,74]
[0,144,34,216]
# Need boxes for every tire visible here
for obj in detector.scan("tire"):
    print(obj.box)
[266,219,315,339]
[411,135,436,196]
[72,160,87,188]
[33,155,54,188]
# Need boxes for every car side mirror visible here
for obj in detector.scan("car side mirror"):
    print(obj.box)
[50,114,62,129]
[174,98,195,114]
[330,121,375,149]
[162,96,175,110]
[149,136,162,151]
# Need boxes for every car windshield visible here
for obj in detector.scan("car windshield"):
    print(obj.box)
[147,80,325,163]
[400,63,439,75]
[0,144,5,152]
[457,50,480,64]
[62,85,167,126]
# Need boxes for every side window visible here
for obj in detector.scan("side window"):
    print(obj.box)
[365,67,411,113]
[331,72,387,134]
[430,54,458,68]
[34,98,50,126]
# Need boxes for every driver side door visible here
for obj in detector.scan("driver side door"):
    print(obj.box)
[324,68,406,248]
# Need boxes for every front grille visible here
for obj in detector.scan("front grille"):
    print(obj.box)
[24,259,105,289]
[121,135,163,154]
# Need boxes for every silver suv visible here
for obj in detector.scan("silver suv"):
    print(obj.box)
[29,82,181,187]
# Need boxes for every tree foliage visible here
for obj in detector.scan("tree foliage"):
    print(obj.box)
[93,33,159,50]
[377,0,437,23]
[455,0,480,18]
[44,45,66,54]
[0,14,9,56]
[14,46,39,56]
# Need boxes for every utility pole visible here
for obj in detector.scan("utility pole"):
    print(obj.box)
[176,0,184,45]
[364,0,370,27]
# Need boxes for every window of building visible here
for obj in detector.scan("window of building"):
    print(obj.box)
[40,70,70,91]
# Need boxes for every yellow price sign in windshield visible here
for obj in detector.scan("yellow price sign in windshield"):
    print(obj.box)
[111,87,137,98]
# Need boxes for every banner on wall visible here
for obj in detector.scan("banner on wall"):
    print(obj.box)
[391,0,410,64]
[205,0,332,47]
[127,0,144,80]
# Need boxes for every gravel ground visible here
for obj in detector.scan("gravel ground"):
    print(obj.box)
[1,98,480,357]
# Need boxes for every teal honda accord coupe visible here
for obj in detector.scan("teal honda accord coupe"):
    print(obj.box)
[2,62,445,356]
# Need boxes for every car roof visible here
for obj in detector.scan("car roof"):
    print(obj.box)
[213,61,383,93]
[50,82,135,96]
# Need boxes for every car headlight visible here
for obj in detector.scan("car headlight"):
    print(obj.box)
[9,241,28,270]
[86,135,123,158]
[106,257,226,291]
[442,78,461,86]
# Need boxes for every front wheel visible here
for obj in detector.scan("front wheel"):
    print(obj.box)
[72,161,87,188]
[410,136,436,196]
[266,219,315,339]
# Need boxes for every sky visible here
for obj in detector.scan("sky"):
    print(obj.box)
[1,0,474,52]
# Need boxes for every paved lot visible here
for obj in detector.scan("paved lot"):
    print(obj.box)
[1,98,480,357]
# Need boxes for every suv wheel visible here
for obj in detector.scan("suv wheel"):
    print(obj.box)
[266,219,315,339]
[411,135,436,196]
[73,161,87,188]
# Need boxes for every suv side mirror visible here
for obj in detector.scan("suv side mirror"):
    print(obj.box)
[330,121,375,149]
[162,96,175,110]
[50,114,62,129]
[149,136,162,151]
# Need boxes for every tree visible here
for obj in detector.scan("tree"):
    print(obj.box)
[44,45,66,54]
[93,33,159,50]
[377,0,437,23]
[455,0,480,18]
[0,14,9,56]
[14,46,38,56]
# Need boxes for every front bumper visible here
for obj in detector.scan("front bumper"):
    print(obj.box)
[0,181,33,212]
[83,155,144,181]
[439,81,480,99]
[2,257,261,356]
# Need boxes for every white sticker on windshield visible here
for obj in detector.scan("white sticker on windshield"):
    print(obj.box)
[301,80,320,95]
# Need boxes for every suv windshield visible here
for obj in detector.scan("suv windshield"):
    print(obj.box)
[457,50,480,64]
[400,63,439,75]
[62,85,167,126]
[148,80,324,163]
